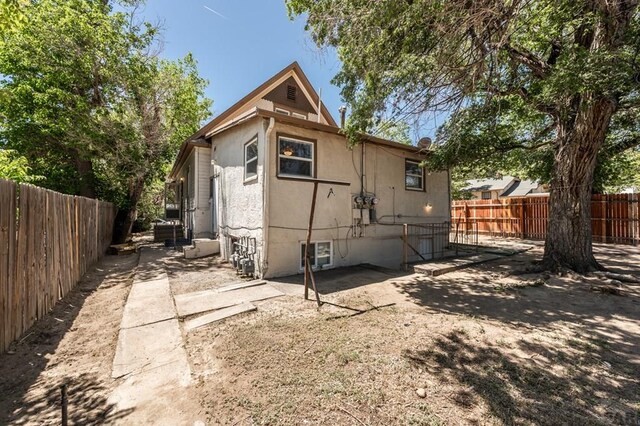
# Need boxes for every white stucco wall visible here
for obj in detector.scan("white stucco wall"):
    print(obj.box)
[210,118,265,273]
[263,121,450,278]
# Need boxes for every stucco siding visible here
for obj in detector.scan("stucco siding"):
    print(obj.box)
[263,121,450,278]
[210,118,265,272]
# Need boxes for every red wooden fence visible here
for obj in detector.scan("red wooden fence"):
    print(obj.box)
[451,194,640,245]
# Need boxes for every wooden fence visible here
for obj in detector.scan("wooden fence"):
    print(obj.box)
[0,180,117,353]
[451,194,640,246]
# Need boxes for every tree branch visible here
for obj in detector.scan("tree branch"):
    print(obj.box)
[606,135,640,155]
[502,42,550,78]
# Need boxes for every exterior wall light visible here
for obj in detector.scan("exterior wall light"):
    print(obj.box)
[282,146,294,156]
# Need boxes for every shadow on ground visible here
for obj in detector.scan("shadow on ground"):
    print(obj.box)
[405,329,638,425]
[269,263,405,296]
[0,254,138,425]
[392,246,640,425]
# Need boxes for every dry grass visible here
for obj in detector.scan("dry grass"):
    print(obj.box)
[184,244,640,426]
[194,290,638,425]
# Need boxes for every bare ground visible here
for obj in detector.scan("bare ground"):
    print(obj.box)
[2,241,639,425]
[0,252,139,425]
[181,243,640,425]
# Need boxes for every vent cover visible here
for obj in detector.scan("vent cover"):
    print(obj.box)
[287,85,297,101]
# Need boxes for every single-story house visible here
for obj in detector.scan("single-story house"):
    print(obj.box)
[167,62,451,278]
[461,176,548,200]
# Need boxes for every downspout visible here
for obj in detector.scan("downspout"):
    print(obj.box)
[360,141,366,237]
[261,117,276,278]
[360,141,365,196]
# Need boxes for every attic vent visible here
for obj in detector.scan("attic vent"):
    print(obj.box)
[287,85,297,101]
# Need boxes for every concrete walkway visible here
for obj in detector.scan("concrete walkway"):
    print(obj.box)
[108,247,202,424]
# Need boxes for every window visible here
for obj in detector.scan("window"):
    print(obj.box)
[287,85,297,101]
[244,138,258,181]
[300,241,332,270]
[405,160,424,190]
[275,107,290,115]
[481,191,492,199]
[291,112,307,120]
[278,136,314,178]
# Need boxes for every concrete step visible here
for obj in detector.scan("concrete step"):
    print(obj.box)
[413,253,504,277]
[183,238,220,259]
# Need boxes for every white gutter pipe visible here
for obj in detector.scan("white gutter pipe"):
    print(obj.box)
[261,117,276,277]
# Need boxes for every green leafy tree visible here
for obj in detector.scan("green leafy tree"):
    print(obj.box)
[0,0,212,243]
[373,120,414,145]
[0,0,27,32]
[0,0,155,197]
[288,0,640,272]
[97,54,211,243]
[0,149,41,183]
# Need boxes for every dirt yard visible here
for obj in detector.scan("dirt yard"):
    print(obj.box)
[0,252,138,425]
[1,241,639,425]
[181,243,640,426]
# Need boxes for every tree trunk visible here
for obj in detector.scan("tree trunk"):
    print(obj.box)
[543,98,617,272]
[75,156,96,199]
[111,175,146,244]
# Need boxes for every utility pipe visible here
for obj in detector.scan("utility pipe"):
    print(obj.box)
[261,117,275,278]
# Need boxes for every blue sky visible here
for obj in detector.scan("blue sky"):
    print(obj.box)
[132,1,343,121]
[130,1,444,139]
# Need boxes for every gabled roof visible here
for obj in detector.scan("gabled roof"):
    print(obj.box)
[169,62,338,178]
[501,179,543,197]
[461,176,517,193]
[169,62,432,179]
[195,61,336,139]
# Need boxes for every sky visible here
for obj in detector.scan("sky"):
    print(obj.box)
[130,1,343,121]
[128,1,444,140]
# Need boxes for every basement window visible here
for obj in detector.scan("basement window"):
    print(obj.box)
[300,241,333,270]
[278,136,314,178]
[287,85,297,101]
[244,138,258,181]
[405,160,424,191]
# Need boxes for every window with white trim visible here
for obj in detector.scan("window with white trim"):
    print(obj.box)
[291,112,307,120]
[275,107,290,115]
[244,138,258,181]
[278,137,314,177]
[405,160,424,190]
[300,241,333,270]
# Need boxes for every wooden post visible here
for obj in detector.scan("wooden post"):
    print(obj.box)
[402,224,408,271]
[520,198,527,239]
[602,195,608,244]
[61,383,68,426]
[304,181,321,306]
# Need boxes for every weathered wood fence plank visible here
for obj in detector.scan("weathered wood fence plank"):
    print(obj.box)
[0,180,116,353]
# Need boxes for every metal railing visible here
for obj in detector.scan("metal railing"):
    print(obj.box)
[401,221,480,270]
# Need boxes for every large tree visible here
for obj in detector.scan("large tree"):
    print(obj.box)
[288,0,640,272]
[99,54,211,243]
[0,0,211,243]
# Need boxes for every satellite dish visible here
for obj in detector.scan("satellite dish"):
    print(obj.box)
[418,137,432,150]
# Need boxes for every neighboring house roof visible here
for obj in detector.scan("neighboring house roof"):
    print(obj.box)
[169,61,428,179]
[501,179,543,197]
[461,176,516,193]
[461,176,547,197]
